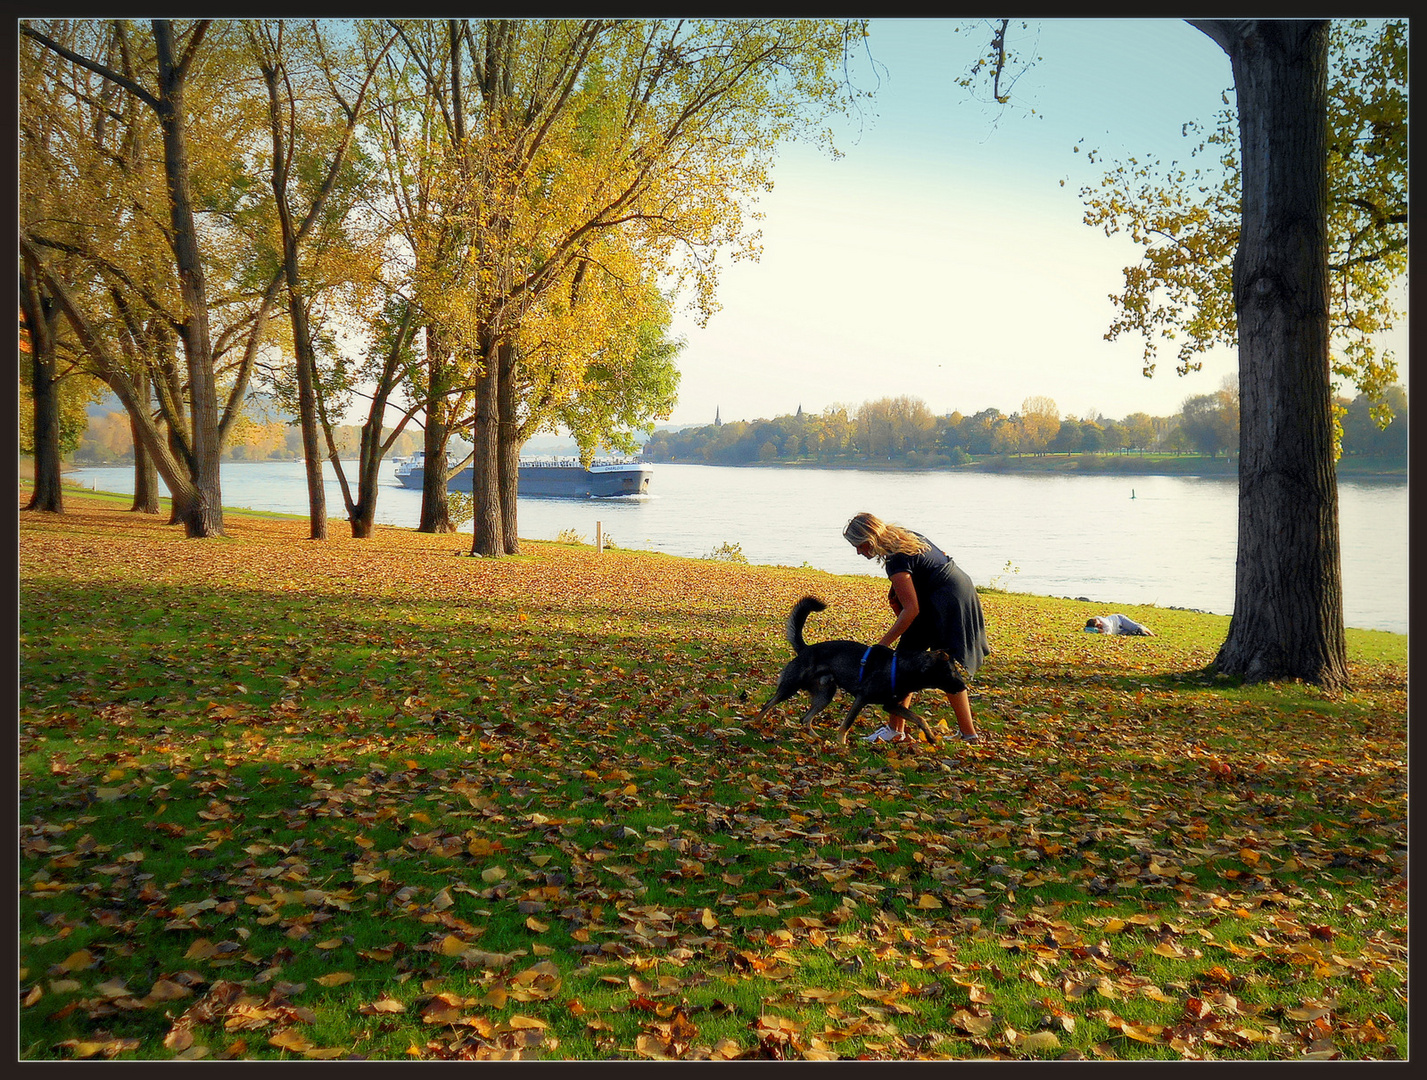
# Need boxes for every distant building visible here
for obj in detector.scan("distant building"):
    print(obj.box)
[714,406,722,427]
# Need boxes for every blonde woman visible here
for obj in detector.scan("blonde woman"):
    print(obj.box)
[843,512,988,743]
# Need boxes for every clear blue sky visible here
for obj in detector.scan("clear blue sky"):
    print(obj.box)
[661,17,1407,428]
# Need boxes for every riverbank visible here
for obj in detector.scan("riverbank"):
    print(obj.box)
[21,483,1407,652]
[26,464,1409,635]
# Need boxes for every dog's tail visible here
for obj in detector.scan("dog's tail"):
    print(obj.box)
[786,596,827,654]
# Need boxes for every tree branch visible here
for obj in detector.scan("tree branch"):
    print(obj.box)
[21,24,162,111]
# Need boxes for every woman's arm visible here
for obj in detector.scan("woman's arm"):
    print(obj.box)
[880,572,919,647]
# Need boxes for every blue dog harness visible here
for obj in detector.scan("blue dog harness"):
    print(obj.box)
[859,646,896,695]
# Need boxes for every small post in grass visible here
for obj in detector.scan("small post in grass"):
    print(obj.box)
[596,521,603,554]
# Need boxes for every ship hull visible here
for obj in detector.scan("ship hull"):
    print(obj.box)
[394,461,651,498]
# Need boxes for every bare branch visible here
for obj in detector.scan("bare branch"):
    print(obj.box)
[21,24,161,111]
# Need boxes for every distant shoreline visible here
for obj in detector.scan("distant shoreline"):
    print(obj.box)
[39,454,1407,482]
[638,455,1407,481]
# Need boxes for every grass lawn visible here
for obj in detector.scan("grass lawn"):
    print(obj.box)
[18,489,1407,1061]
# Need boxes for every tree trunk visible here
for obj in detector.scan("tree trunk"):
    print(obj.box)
[24,343,64,515]
[154,20,224,538]
[129,367,160,514]
[290,297,327,540]
[496,338,520,554]
[470,330,503,556]
[343,301,417,539]
[350,464,378,539]
[132,435,161,514]
[417,324,455,533]
[349,411,382,540]
[19,262,64,514]
[165,423,186,526]
[1193,19,1348,688]
[349,458,376,539]
[259,31,370,543]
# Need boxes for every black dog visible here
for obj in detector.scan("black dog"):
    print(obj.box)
[755,596,966,744]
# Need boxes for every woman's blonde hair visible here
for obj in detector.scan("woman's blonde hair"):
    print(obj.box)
[842,512,928,561]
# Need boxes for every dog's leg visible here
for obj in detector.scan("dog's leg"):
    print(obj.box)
[800,679,837,735]
[835,697,868,744]
[887,702,939,745]
[754,693,785,722]
[754,676,798,721]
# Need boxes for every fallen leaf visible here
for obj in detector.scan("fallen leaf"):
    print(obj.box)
[1018,1031,1061,1053]
[361,996,406,1014]
[269,1029,315,1052]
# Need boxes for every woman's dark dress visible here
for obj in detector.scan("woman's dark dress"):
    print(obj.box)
[885,533,990,677]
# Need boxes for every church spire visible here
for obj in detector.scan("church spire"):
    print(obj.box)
[714,406,722,427]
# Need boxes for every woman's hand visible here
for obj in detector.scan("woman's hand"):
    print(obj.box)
[880,572,918,647]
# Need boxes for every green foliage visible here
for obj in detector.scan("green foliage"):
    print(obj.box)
[985,558,1021,592]
[1179,387,1241,459]
[445,490,473,529]
[554,285,685,464]
[18,370,103,458]
[704,541,749,564]
[1339,385,1407,459]
[1078,19,1407,411]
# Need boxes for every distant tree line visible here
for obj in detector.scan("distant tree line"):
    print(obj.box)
[51,381,1405,468]
[68,414,424,466]
[641,386,1406,467]
[1339,384,1408,460]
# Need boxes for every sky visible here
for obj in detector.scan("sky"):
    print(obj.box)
[657,17,1409,429]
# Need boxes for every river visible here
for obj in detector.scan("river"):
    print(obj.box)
[63,459,1408,634]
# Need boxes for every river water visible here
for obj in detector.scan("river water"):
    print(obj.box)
[63,459,1408,634]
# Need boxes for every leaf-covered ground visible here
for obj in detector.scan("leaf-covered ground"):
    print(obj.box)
[18,493,1408,1060]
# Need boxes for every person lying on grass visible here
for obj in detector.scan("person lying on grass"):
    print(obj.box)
[1084,614,1155,636]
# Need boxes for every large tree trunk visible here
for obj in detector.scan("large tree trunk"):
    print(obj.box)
[469,331,503,556]
[19,261,64,514]
[496,338,521,554]
[154,20,224,538]
[1193,19,1348,688]
[270,138,327,539]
